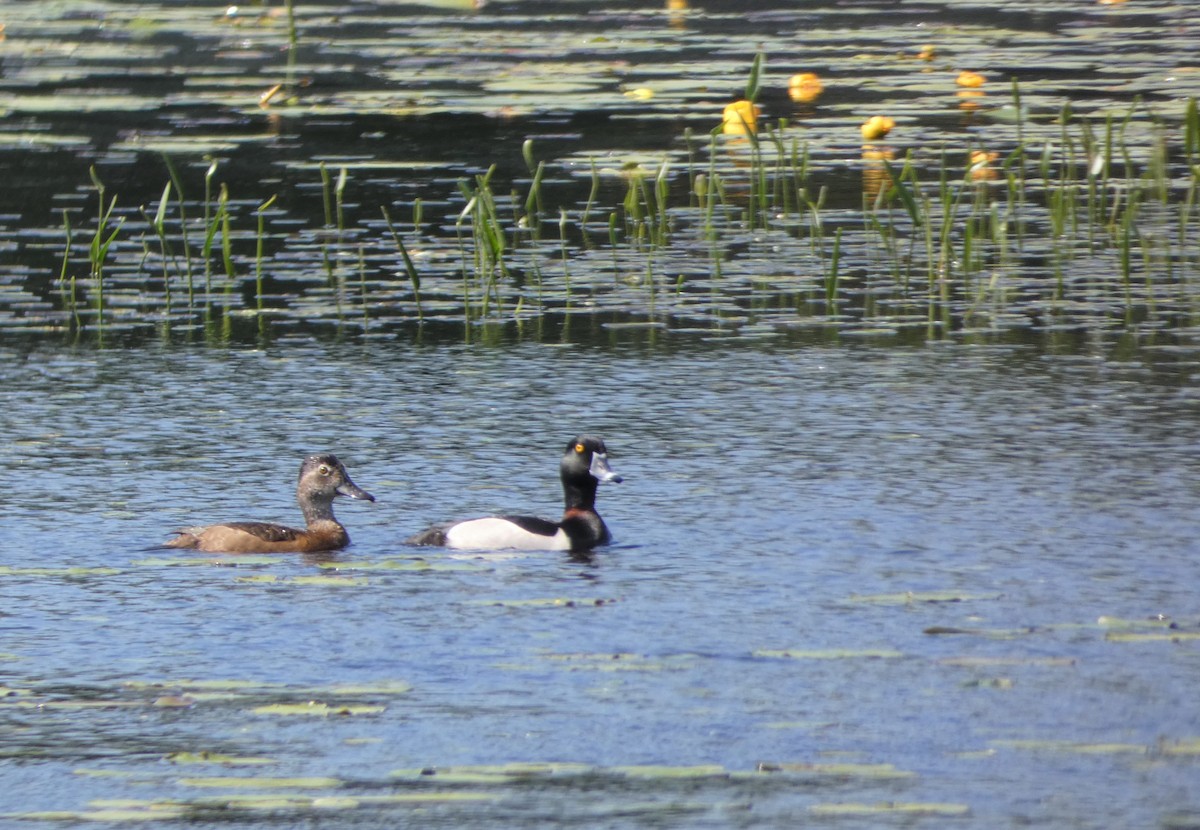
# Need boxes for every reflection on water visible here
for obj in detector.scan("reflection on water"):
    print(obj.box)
[1,0,1198,344]
[2,333,1199,825]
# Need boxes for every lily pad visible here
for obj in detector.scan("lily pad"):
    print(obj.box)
[12,806,188,822]
[810,802,970,816]
[165,752,275,766]
[753,648,904,660]
[1104,632,1200,643]
[178,776,343,789]
[250,702,386,716]
[0,566,122,577]
[991,740,1146,754]
[939,656,1075,667]
[391,762,594,783]
[848,591,1002,605]
[610,765,728,779]
[756,762,916,779]
[923,626,1035,639]
[1161,738,1200,756]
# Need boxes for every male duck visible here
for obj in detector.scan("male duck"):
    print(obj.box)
[164,454,375,553]
[407,435,623,552]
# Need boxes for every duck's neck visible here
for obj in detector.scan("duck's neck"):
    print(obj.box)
[300,493,339,527]
[563,478,598,513]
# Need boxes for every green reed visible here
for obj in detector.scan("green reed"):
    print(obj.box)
[522,139,545,242]
[357,245,369,330]
[161,155,195,307]
[58,210,79,330]
[41,68,1200,338]
[87,166,124,329]
[559,207,572,305]
[200,158,219,300]
[145,181,175,314]
[217,184,235,288]
[580,158,601,249]
[456,165,507,317]
[381,206,423,323]
[255,194,277,315]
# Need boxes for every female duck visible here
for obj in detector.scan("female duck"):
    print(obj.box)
[164,454,375,553]
[407,435,622,552]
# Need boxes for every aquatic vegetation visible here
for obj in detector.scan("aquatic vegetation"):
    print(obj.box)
[22,86,1198,346]
[787,72,824,104]
[860,115,896,140]
[956,71,987,88]
[722,99,760,135]
[0,0,1196,346]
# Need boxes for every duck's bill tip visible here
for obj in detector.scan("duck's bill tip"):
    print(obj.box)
[338,482,376,501]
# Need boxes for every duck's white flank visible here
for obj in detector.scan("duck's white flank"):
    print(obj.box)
[444,517,571,551]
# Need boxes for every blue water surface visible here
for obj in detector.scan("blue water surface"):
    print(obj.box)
[1,331,1198,827]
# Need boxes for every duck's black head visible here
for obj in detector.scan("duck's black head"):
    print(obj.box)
[561,435,623,487]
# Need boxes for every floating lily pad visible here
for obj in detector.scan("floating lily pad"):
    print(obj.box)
[1105,632,1200,643]
[12,806,188,822]
[133,556,283,567]
[810,802,970,816]
[187,794,313,811]
[991,740,1146,754]
[165,752,275,766]
[848,591,1002,605]
[356,792,500,804]
[939,656,1075,667]
[235,574,370,586]
[1097,616,1176,629]
[923,626,1035,639]
[756,762,915,779]
[250,702,386,716]
[0,566,122,577]
[753,648,904,660]
[317,559,480,572]
[178,776,343,789]
[125,679,286,693]
[1162,738,1200,756]
[610,765,728,779]
[391,762,595,783]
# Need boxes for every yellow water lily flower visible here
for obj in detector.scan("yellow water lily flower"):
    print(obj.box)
[788,72,824,103]
[723,99,760,135]
[860,115,895,140]
[969,150,1000,180]
[918,44,936,61]
[956,71,986,88]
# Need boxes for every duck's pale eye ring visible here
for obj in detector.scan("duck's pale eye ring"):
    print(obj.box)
[318,465,331,475]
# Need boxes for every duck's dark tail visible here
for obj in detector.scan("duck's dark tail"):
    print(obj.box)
[404,526,448,547]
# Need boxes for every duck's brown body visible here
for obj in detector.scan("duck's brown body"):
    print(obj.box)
[165,454,374,554]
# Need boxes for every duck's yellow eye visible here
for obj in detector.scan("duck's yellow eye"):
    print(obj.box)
[575,443,585,454]
[318,465,331,475]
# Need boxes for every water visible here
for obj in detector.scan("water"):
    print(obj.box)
[2,332,1199,826]
[3,0,1200,824]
